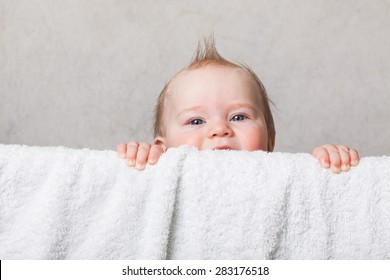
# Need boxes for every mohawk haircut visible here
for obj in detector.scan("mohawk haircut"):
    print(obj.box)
[188,36,234,69]
[153,37,275,151]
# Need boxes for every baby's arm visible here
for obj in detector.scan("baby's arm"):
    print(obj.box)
[312,144,360,174]
[117,142,166,171]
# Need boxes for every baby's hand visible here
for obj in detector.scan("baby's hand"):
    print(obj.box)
[312,144,360,174]
[117,142,166,171]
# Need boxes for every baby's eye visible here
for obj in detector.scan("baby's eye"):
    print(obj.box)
[189,119,205,125]
[230,114,247,121]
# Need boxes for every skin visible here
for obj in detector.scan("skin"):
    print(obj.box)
[117,65,359,172]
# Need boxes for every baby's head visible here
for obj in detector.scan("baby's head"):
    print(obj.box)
[153,38,276,152]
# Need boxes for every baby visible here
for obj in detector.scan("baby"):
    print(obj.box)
[117,38,359,173]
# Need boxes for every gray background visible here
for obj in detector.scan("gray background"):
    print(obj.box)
[1,0,389,156]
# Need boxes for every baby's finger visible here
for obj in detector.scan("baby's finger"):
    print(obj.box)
[126,142,139,167]
[135,143,151,170]
[148,145,165,165]
[117,143,127,159]
[328,149,342,174]
[350,148,360,166]
[337,145,351,172]
[312,146,330,168]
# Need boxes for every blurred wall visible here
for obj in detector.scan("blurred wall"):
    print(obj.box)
[1,0,389,156]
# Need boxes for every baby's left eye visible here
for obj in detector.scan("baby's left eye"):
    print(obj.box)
[230,115,247,121]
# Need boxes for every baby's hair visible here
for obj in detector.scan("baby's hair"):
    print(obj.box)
[153,36,275,150]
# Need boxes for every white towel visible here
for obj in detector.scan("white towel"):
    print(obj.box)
[0,144,389,259]
[0,144,187,259]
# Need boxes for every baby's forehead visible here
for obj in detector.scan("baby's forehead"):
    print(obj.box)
[173,64,251,82]
[166,65,262,102]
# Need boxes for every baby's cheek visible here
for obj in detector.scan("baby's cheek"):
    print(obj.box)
[246,139,267,151]
[168,133,202,149]
[243,128,268,151]
[184,135,203,149]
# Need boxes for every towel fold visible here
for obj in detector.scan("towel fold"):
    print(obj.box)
[0,144,389,259]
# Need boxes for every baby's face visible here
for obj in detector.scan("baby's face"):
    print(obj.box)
[155,65,270,151]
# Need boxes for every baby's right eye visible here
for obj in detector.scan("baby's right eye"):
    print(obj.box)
[189,119,204,125]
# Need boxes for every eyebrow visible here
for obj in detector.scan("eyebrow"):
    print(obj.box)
[177,105,205,119]
[228,103,258,111]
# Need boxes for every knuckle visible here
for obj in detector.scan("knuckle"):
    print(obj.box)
[322,144,335,149]
[337,145,349,152]
[127,141,139,148]
[312,147,324,154]
[138,143,151,150]
[321,144,337,153]
[328,149,340,156]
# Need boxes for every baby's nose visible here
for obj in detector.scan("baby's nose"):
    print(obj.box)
[208,122,234,138]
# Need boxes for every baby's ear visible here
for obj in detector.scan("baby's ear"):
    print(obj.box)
[154,136,167,151]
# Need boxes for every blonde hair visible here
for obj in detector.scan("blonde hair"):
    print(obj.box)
[153,37,276,150]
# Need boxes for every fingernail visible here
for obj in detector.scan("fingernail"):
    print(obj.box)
[119,153,126,159]
[331,166,341,174]
[135,163,145,170]
[127,159,135,166]
[341,164,350,172]
[321,159,330,168]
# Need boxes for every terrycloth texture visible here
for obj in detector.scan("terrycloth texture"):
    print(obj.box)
[0,144,389,259]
